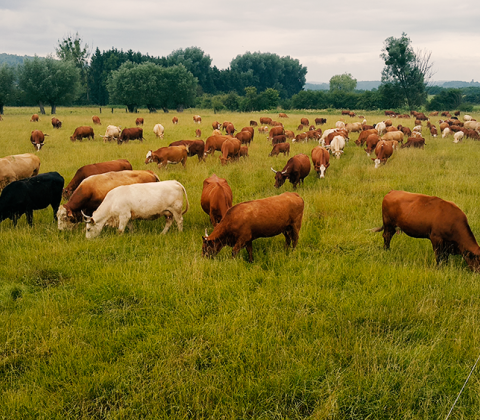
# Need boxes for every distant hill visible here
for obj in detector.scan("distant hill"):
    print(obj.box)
[0,53,37,66]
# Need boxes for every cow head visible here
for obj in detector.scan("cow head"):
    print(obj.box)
[82,211,101,239]
[35,142,44,151]
[57,206,76,230]
[463,250,480,272]
[271,168,287,188]
[372,158,382,169]
[145,150,153,164]
[316,163,329,179]
[202,229,224,258]
[333,150,344,159]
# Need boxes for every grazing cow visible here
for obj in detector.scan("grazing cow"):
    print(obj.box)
[83,180,189,238]
[260,117,272,125]
[271,154,311,189]
[258,126,269,134]
[153,124,165,139]
[345,122,362,133]
[222,121,231,131]
[0,153,40,190]
[201,174,233,226]
[212,129,222,136]
[272,135,287,145]
[204,135,230,157]
[371,190,480,270]
[416,113,428,121]
[169,140,205,161]
[341,110,350,116]
[30,130,47,151]
[315,118,327,125]
[172,117,178,124]
[269,142,290,157]
[118,127,144,144]
[0,172,64,226]
[464,115,473,122]
[384,119,392,127]
[355,129,378,146]
[329,135,346,159]
[462,129,480,140]
[70,126,94,142]
[241,126,255,139]
[145,146,188,168]
[372,141,394,168]
[212,121,221,130]
[386,126,398,133]
[239,146,249,158]
[250,120,258,126]
[92,116,101,125]
[136,117,144,126]
[57,170,159,230]
[441,111,450,117]
[335,121,346,129]
[399,126,412,137]
[63,159,132,200]
[324,129,348,147]
[301,118,309,126]
[430,126,438,137]
[297,124,305,131]
[311,146,330,179]
[364,134,381,156]
[226,123,235,136]
[401,137,425,148]
[375,122,387,136]
[464,121,480,131]
[385,110,395,116]
[195,129,201,138]
[453,131,464,143]
[279,113,288,118]
[285,130,295,140]
[295,133,308,143]
[202,192,304,262]
[269,125,285,140]
[51,118,62,129]
[349,111,356,118]
[220,138,242,165]
[100,125,122,143]
[193,115,202,123]
[454,111,461,116]
[30,114,39,122]
[429,111,439,116]
[235,131,253,145]
[381,130,404,143]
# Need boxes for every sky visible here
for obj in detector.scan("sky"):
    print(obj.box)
[1,0,480,84]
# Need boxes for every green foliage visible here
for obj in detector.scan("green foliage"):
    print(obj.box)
[330,73,357,92]
[0,64,15,113]
[427,89,463,111]
[17,56,81,114]
[380,32,430,109]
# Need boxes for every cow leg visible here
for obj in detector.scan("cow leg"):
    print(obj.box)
[245,241,254,262]
[161,215,174,234]
[117,215,131,233]
[26,210,33,227]
[232,239,249,260]
[171,211,183,232]
[431,236,448,265]
[383,225,396,250]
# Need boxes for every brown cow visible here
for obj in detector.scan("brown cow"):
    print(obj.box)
[195,129,201,138]
[311,146,330,179]
[57,170,158,229]
[401,137,426,149]
[372,141,394,168]
[430,126,438,137]
[145,146,188,168]
[324,129,348,147]
[63,159,132,199]
[118,127,144,144]
[169,140,205,161]
[212,121,221,130]
[269,143,290,157]
[226,123,235,136]
[349,111,356,118]
[235,131,253,145]
[341,110,350,116]
[172,117,178,124]
[297,124,305,131]
[272,135,287,145]
[70,126,94,142]
[222,121,231,130]
[260,117,272,125]
[271,154,311,189]
[30,130,47,151]
[381,131,404,143]
[51,118,62,129]
[429,111,439,116]
[372,190,480,270]
[240,126,254,141]
[136,117,144,126]
[201,174,233,227]
[269,126,285,140]
[30,114,39,122]
[193,115,202,123]
[295,133,308,143]
[92,116,101,125]
[202,192,304,262]
[315,118,327,125]
[398,125,412,137]
[250,120,258,126]
[239,146,249,158]
[355,129,378,146]
[300,118,309,126]
[285,130,295,140]
[220,138,241,165]
[279,113,288,118]
[204,135,230,157]
[364,134,380,156]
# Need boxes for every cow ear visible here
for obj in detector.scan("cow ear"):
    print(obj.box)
[67,208,73,217]
[371,158,375,161]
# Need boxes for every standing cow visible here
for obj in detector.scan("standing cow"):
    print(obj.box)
[30,130,47,151]
[201,174,233,226]
[311,146,330,178]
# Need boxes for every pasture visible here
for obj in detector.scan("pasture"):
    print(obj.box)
[1,107,480,418]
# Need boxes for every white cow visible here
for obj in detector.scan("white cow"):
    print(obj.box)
[83,180,189,238]
[319,128,339,146]
[153,123,165,139]
[329,135,345,159]
[454,131,464,143]
[464,115,472,122]
[335,121,345,129]
[100,125,121,143]
[376,122,387,136]
[464,121,480,131]
[442,127,452,138]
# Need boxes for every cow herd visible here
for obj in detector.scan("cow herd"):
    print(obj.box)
[1,109,480,268]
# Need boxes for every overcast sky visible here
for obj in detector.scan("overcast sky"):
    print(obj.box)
[1,0,479,83]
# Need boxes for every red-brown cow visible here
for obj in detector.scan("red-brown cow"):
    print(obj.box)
[300,118,309,126]
[269,125,285,140]
[401,137,426,149]
[51,118,62,129]
[30,114,39,122]
[240,126,254,141]
[226,123,235,136]
[63,159,132,199]
[220,138,241,165]
[260,117,272,125]
[355,128,378,146]
[202,192,304,262]
[341,110,350,116]
[372,190,480,270]
[311,146,330,179]
[145,146,188,168]
[70,126,94,142]
[269,142,290,157]
[372,141,394,168]
[172,117,179,124]
[204,135,230,157]
[279,113,288,118]
[212,121,221,130]
[250,120,258,126]
[364,134,380,156]
[235,131,253,145]
[92,116,101,125]
[118,127,144,144]
[271,154,311,189]
[195,129,201,138]
[315,118,327,125]
[272,135,287,145]
[193,115,202,123]
[136,117,144,126]
[30,130,47,151]
[169,140,205,161]
[201,174,233,227]
[239,146,249,158]
[285,130,295,140]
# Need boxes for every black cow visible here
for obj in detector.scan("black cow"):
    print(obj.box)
[0,172,64,226]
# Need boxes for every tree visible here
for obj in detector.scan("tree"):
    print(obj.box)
[329,73,357,92]
[18,56,81,114]
[427,89,463,111]
[56,33,91,103]
[0,64,15,114]
[380,33,434,109]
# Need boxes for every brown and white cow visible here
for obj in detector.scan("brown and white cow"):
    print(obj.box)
[202,192,304,262]
[311,146,330,179]
[271,154,311,189]
[364,134,380,156]
[70,126,94,142]
[201,174,233,227]
[30,130,47,151]
[212,121,221,130]
[372,190,480,270]
[372,141,394,168]
[195,129,201,138]
[193,115,202,123]
[172,116,179,124]
[145,146,189,168]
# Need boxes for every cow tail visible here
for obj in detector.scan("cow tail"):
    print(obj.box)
[179,183,189,215]
[153,173,160,182]
[369,226,384,233]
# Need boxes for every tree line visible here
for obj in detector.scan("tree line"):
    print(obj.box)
[0,32,477,114]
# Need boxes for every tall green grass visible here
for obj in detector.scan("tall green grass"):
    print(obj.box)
[1,107,480,418]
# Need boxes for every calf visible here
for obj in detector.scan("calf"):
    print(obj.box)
[145,146,188,168]
[269,142,290,157]
[195,129,201,138]
[51,118,62,129]
[401,137,426,149]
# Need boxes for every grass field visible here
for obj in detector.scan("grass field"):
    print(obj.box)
[1,107,480,419]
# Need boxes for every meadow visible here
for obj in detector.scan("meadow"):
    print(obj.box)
[1,106,480,419]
